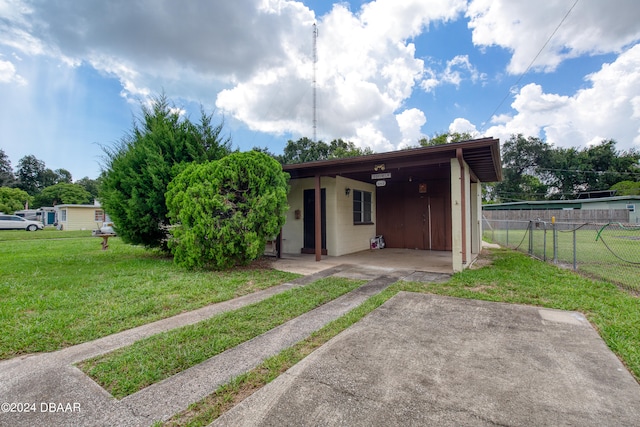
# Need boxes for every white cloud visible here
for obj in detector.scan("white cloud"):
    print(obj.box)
[0,0,468,152]
[351,123,394,153]
[442,55,484,86]
[0,59,26,85]
[216,0,465,150]
[6,0,639,161]
[482,43,640,150]
[467,0,640,74]
[396,108,427,148]
[420,55,485,93]
[449,118,479,137]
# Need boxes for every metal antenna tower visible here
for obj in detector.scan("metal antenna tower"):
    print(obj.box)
[312,23,318,142]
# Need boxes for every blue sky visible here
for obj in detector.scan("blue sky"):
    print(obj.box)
[1,0,640,180]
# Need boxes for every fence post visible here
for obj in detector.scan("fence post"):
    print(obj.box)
[528,221,533,255]
[552,216,558,264]
[573,228,577,270]
[506,220,509,246]
[543,223,547,261]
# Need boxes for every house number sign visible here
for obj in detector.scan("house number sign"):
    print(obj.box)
[371,172,391,180]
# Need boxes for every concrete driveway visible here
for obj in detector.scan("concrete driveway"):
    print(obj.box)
[215,292,640,426]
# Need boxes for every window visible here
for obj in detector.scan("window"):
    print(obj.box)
[95,210,105,222]
[353,190,372,224]
[60,209,67,222]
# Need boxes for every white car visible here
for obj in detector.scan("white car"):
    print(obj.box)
[0,214,44,231]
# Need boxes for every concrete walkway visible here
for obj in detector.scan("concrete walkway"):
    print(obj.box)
[0,265,414,427]
[215,293,640,426]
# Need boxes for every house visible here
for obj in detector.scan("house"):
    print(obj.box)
[55,202,108,231]
[280,138,502,272]
[483,195,640,224]
[15,208,57,226]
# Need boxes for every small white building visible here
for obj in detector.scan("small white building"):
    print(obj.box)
[55,201,108,231]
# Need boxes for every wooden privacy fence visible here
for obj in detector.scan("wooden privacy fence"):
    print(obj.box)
[482,209,630,223]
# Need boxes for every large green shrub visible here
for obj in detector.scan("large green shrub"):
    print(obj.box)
[166,151,289,270]
[99,95,231,250]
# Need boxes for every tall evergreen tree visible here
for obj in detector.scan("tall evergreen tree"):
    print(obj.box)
[99,94,232,250]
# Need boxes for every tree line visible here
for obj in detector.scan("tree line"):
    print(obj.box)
[489,134,640,202]
[0,150,100,213]
[3,92,639,269]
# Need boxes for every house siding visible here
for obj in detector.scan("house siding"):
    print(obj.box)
[282,176,376,257]
[333,176,376,256]
[57,206,104,231]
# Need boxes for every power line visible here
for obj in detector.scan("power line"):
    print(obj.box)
[536,168,640,178]
[480,0,580,132]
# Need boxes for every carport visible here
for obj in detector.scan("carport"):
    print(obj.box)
[280,138,502,272]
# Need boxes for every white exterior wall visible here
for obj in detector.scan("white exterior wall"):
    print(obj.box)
[334,176,376,256]
[450,158,472,272]
[58,206,103,231]
[281,176,376,256]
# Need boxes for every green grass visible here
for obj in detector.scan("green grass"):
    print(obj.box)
[0,234,300,359]
[3,229,638,426]
[0,228,92,241]
[483,226,640,290]
[160,249,640,426]
[79,277,364,398]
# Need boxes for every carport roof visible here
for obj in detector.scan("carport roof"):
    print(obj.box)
[283,137,502,183]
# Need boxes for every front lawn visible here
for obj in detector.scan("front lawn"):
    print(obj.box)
[79,277,363,398]
[161,249,640,427]
[0,233,299,359]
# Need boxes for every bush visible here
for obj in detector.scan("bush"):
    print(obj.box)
[0,187,31,213]
[166,151,289,270]
[99,95,231,250]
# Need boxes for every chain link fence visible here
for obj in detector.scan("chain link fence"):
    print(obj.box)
[483,218,640,292]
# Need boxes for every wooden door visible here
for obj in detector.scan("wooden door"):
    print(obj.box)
[376,185,404,248]
[429,196,447,250]
[403,191,428,250]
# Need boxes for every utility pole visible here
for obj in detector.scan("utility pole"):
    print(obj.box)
[312,23,318,143]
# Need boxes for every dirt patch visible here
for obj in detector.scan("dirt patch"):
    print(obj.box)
[235,256,278,270]
[469,249,494,270]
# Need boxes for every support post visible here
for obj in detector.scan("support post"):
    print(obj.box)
[314,174,322,262]
[456,149,467,264]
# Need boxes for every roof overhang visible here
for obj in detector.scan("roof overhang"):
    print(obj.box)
[283,137,502,183]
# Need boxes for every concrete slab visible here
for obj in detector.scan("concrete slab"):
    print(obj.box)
[215,292,640,426]
[274,248,454,276]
